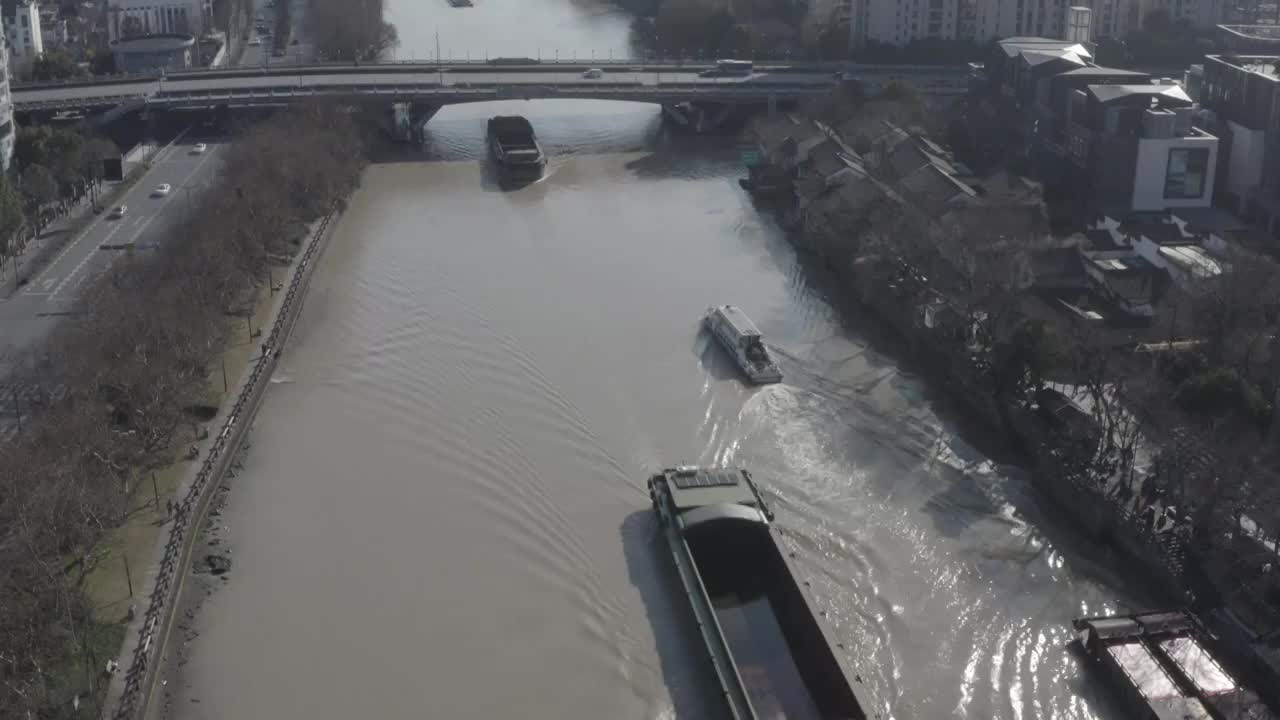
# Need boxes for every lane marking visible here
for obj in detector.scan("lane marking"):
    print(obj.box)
[47,144,223,300]
[19,126,201,295]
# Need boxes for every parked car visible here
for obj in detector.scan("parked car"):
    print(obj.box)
[153,183,172,197]
[249,36,262,46]
[109,205,127,219]
[273,48,287,58]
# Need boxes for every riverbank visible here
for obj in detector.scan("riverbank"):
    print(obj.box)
[0,107,369,719]
[107,207,344,720]
[744,95,1280,690]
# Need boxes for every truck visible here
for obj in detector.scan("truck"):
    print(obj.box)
[486,116,545,179]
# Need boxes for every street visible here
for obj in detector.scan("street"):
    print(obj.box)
[238,0,313,69]
[0,133,226,365]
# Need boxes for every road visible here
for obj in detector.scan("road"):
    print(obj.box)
[13,69,846,109]
[0,134,226,387]
[238,0,313,69]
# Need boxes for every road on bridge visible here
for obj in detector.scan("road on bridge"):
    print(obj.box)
[11,67,845,110]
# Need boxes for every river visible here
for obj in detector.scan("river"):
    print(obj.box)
[160,1,1146,718]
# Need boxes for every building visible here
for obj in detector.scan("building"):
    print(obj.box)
[840,0,965,48]
[1064,83,1218,212]
[111,32,194,72]
[1199,54,1280,237]
[107,0,208,42]
[1,23,13,172]
[1140,0,1225,30]
[971,0,1070,43]
[1216,25,1280,55]
[974,37,1220,213]
[38,5,65,49]
[2,0,43,70]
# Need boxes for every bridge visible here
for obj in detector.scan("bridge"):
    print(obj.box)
[10,61,969,134]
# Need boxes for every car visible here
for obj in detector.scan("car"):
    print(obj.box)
[273,48,287,58]
[290,37,299,45]
[249,36,262,46]
[191,143,208,155]
[109,205,127,219]
[582,68,604,79]
[153,183,172,197]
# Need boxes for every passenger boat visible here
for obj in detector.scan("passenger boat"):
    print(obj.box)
[703,305,783,384]
[648,466,874,719]
[1074,610,1276,720]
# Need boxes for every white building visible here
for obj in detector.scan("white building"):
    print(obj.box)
[971,0,1070,42]
[1,25,14,171]
[838,0,968,47]
[107,0,209,42]
[2,0,43,70]
[823,0,1225,50]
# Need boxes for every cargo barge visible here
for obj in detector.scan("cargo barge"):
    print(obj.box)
[647,466,873,719]
[1073,610,1276,720]
[486,115,545,180]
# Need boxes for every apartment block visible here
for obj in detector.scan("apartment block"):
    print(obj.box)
[2,0,43,69]
[107,0,209,42]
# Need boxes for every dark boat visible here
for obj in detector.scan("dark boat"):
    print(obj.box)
[486,115,545,179]
[648,466,874,719]
[1074,610,1276,720]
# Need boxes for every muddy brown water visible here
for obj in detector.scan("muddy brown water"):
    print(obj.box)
[159,2,1145,718]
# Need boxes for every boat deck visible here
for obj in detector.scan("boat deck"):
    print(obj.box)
[1075,611,1276,720]
[649,467,872,720]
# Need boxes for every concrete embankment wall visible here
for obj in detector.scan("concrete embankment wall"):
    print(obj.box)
[102,205,344,720]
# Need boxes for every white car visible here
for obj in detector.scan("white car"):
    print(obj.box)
[582,68,604,79]
[153,183,172,197]
[249,36,262,46]
[192,143,208,155]
[109,205,127,219]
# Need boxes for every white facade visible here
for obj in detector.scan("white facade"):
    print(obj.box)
[972,0,1069,42]
[1065,6,1092,42]
[107,0,208,41]
[1,26,13,171]
[1131,131,1218,211]
[838,0,1112,47]
[843,0,967,47]
[2,0,43,69]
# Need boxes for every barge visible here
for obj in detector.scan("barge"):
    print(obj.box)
[1074,610,1276,720]
[486,115,545,180]
[648,466,873,719]
[703,305,783,384]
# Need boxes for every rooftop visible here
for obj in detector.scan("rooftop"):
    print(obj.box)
[1088,83,1193,104]
[1217,24,1280,41]
[1058,66,1149,78]
[1000,37,1093,61]
[1206,54,1279,80]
